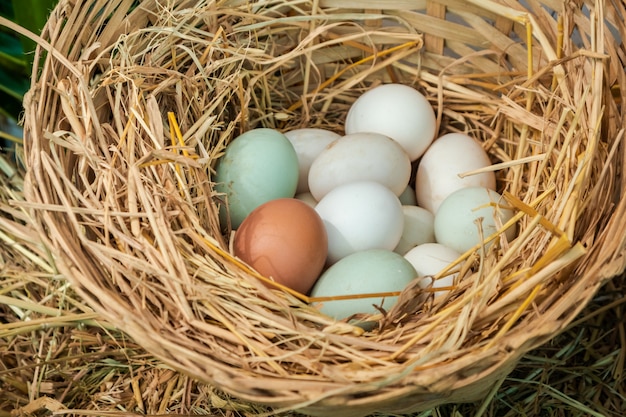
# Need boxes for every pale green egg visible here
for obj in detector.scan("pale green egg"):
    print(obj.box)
[215,128,299,229]
[398,185,417,206]
[434,186,516,254]
[310,249,417,320]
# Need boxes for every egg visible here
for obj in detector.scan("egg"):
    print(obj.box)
[284,128,341,194]
[310,249,417,319]
[308,132,411,201]
[233,198,327,294]
[394,205,436,255]
[398,185,418,206]
[416,132,496,213]
[314,181,404,264]
[434,187,516,254]
[295,192,318,208]
[345,83,437,161]
[404,243,461,298]
[215,128,299,229]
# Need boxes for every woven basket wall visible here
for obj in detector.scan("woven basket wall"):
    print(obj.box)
[21,0,626,415]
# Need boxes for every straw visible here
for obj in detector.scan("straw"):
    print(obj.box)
[2,0,625,415]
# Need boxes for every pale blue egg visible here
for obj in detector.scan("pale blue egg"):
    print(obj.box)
[310,249,417,320]
[215,128,299,229]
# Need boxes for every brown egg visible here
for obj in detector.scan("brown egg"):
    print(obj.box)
[233,198,328,294]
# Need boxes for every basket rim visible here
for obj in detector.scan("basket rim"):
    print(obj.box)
[15,0,626,414]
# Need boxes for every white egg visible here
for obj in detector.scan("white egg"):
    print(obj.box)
[308,132,411,201]
[284,128,341,194]
[345,83,436,161]
[315,181,404,264]
[434,187,516,254]
[404,243,461,298]
[416,132,496,213]
[394,205,435,255]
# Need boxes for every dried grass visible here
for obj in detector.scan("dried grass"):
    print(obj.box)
[0,152,625,417]
[1,0,626,415]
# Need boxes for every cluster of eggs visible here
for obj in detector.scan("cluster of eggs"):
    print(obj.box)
[215,84,516,320]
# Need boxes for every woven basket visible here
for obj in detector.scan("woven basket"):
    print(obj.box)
[19,0,626,415]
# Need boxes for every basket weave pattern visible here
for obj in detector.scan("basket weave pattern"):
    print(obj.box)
[22,0,626,415]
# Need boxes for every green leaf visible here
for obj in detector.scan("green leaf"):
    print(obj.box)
[0,1,14,19]
[0,32,28,75]
[0,0,60,129]
[0,90,23,122]
[0,64,28,101]
[11,0,59,70]
[0,30,22,56]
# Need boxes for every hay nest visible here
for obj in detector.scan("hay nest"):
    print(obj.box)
[16,0,626,415]
[1,154,625,416]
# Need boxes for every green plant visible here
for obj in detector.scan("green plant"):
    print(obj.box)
[0,0,58,149]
